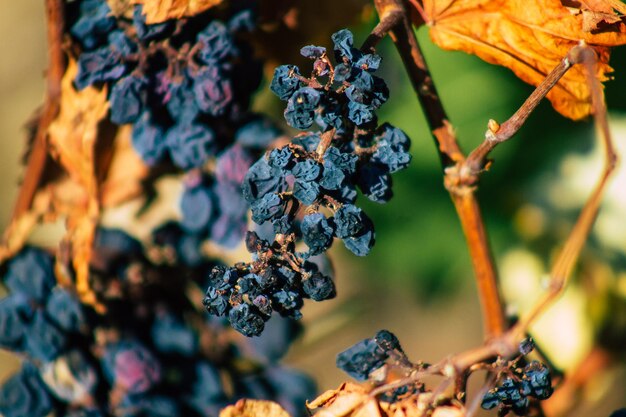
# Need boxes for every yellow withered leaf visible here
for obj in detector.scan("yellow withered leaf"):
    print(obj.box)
[416,0,626,119]
[219,399,291,417]
[47,58,110,309]
[131,0,223,24]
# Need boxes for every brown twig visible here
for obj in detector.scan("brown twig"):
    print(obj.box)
[367,42,619,411]
[9,0,66,223]
[373,0,505,339]
[463,44,594,176]
[515,43,618,330]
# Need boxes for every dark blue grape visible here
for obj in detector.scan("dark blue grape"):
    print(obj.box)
[166,122,215,169]
[197,21,234,62]
[272,290,302,312]
[347,101,375,125]
[0,363,53,417]
[270,65,301,100]
[74,48,126,90]
[336,335,388,381]
[320,163,345,190]
[0,293,32,350]
[333,63,353,82]
[481,390,500,410]
[333,204,365,238]
[268,147,294,169]
[163,75,199,124]
[302,270,335,301]
[131,112,167,165]
[355,53,382,72]
[272,215,292,235]
[343,230,375,256]
[102,341,162,394]
[211,182,249,246]
[229,303,265,337]
[228,9,255,32]
[235,117,281,149]
[180,185,214,233]
[108,30,137,57]
[251,193,285,224]
[358,163,392,202]
[203,288,230,316]
[324,147,357,174]
[70,0,116,50]
[317,95,345,130]
[216,144,253,184]
[185,361,224,414]
[292,132,321,152]
[4,247,55,303]
[345,71,374,104]
[109,75,147,124]
[300,45,326,59]
[252,295,273,317]
[293,180,320,205]
[193,65,233,116]
[45,288,85,333]
[151,311,198,356]
[331,29,355,61]
[523,361,552,400]
[24,310,66,362]
[301,213,334,256]
[176,233,205,267]
[242,158,286,203]
[284,87,320,130]
[292,159,321,182]
[94,228,143,257]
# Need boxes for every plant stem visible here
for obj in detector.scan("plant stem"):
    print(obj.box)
[373,0,505,339]
[9,0,66,223]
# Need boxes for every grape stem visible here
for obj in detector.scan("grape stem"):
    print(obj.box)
[372,0,506,340]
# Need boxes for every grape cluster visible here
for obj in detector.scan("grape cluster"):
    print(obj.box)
[69,0,262,170]
[0,229,315,417]
[481,361,553,415]
[69,0,284,250]
[204,29,412,336]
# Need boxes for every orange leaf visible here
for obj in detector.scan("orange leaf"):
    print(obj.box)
[563,0,626,33]
[47,58,110,310]
[219,399,291,417]
[417,0,626,119]
[131,0,223,24]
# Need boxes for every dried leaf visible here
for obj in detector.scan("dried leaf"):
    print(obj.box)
[47,58,110,310]
[99,125,150,207]
[563,0,626,32]
[131,0,224,24]
[219,399,291,417]
[417,0,626,119]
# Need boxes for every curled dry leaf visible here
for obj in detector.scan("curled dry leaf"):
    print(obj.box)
[415,0,626,119]
[131,0,224,24]
[46,58,110,310]
[563,0,626,33]
[219,399,291,417]
[307,383,468,417]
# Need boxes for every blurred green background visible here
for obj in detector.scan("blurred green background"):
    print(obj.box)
[1,2,625,416]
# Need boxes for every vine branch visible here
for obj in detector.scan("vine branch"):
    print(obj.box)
[372,0,506,339]
[9,0,66,222]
